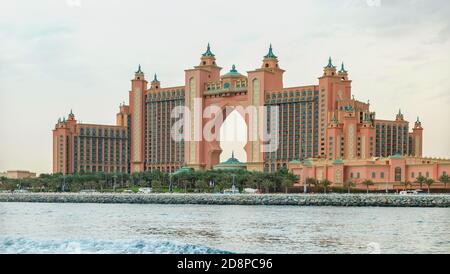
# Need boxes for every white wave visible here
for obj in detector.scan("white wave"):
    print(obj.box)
[0,237,230,254]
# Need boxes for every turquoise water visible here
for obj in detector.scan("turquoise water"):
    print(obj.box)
[0,203,449,254]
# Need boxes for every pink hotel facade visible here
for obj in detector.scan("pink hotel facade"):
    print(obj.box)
[53,45,450,189]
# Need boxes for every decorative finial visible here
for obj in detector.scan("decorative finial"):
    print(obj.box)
[264,44,277,59]
[232,151,235,159]
[417,116,420,123]
[70,109,73,115]
[339,62,348,73]
[202,43,215,57]
[230,64,237,73]
[153,74,159,82]
[135,64,143,74]
[332,113,338,123]
[325,57,335,69]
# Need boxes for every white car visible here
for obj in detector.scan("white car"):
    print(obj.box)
[138,187,152,194]
[399,190,419,195]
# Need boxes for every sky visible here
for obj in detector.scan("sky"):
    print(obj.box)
[0,0,449,174]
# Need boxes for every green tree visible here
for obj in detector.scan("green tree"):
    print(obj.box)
[151,180,162,192]
[415,174,426,189]
[439,174,449,189]
[194,179,209,193]
[262,178,274,193]
[343,180,356,194]
[425,178,434,194]
[362,180,374,194]
[321,179,332,194]
[0,176,7,186]
[281,177,294,194]
[306,177,317,192]
[401,180,412,191]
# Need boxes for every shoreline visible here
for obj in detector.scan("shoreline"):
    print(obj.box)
[1,193,449,207]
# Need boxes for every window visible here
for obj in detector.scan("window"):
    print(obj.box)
[411,172,415,178]
[372,172,376,179]
[426,171,429,178]
[381,172,385,179]
[395,167,401,182]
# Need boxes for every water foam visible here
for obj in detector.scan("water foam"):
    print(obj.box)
[0,237,230,254]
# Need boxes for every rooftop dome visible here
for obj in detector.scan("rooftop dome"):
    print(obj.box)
[214,152,247,170]
[222,65,244,78]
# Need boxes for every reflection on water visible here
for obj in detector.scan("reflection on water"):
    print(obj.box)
[0,203,449,254]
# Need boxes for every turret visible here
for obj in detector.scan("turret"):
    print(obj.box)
[199,43,218,67]
[396,109,404,121]
[323,57,337,77]
[412,117,423,157]
[261,44,280,70]
[151,74,160,90]
[130,64,148,172]
[414,116,423,129]
[134,64,145,80]
[338,62,348,80]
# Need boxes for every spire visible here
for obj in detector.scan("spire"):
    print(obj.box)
[332,113,338,123]
[324,57,336,69]
[68,109,74,119]
[202,43,215,57]
[152,74,159,82]
[264,44,277,59]
[232,151,235,159]
[398,109,402,115]
[417,116,420,123]
[135,64,143,74]
[339,62,348,73]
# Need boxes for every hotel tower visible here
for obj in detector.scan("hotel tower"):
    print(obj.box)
[53,45,450,188]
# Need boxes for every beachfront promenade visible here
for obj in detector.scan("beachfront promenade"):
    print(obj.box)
[1,193,449,207]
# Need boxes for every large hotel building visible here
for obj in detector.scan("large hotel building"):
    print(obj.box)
[53,45,450,188]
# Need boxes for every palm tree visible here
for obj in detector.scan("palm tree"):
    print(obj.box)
[321,179,332,194]
[305,177,317,193]
[194,179,209,193]
[281,178,294,194]
[415,174,426,190]
[425,178,434,194]
[439,174,449,190]
[401,180,412,191]
[362,180,374,194]
[262,179,273,194]
[312,180,322,193]
[344,180,356,194]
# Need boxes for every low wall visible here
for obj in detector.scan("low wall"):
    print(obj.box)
[1,193,449,207]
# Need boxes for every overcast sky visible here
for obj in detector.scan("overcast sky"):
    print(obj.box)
[1,0,449,174]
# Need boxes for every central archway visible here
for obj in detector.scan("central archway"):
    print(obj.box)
[219,109,248,163]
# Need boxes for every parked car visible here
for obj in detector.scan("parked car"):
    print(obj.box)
[138,187,152,194]
[13,189,29,193]
[79,189,97,193]
[399,190,419,195]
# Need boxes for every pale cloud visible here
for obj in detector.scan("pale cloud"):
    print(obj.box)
[0,0,449,174]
